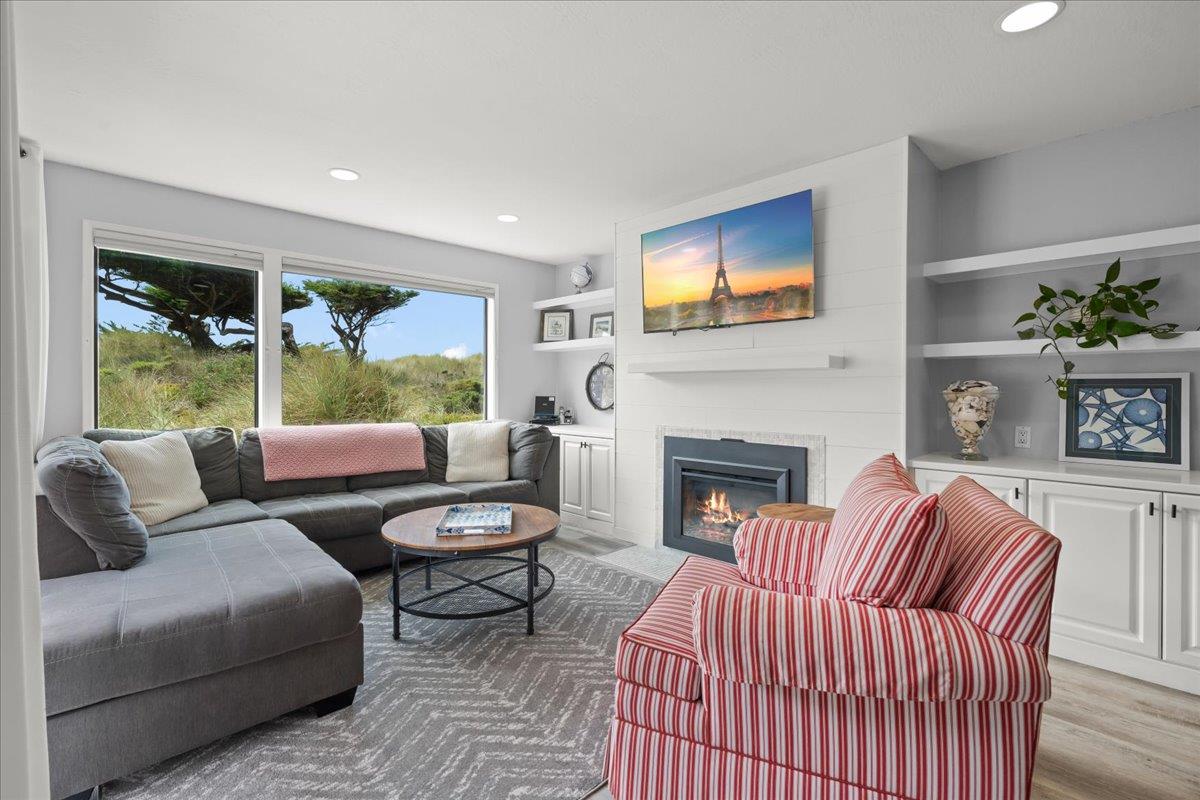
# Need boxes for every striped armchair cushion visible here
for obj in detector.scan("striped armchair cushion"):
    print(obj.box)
[814,454,949,608]
[615,556,751,701]
[934,476,1062,650]
[692,584,1051,703]
[732,517,831,596]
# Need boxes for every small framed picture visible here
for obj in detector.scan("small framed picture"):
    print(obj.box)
[540,310,573,342]
[590,311,614,338]
[1059,373,1190,470]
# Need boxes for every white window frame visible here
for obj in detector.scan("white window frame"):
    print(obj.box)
[82,220,499,430]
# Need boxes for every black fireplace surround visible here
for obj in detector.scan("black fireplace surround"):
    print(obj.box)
[662,436,808,563]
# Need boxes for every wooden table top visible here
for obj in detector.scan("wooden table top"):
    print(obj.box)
[381,503,560,554]
[757,502,836,523]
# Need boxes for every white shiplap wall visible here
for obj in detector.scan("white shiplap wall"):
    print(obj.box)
[612,139,909,546]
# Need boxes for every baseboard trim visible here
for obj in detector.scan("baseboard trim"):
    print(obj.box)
[1050,635,1200,694]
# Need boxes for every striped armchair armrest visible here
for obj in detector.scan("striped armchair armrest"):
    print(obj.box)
[692,584,1051,704]
[732,516,831,596]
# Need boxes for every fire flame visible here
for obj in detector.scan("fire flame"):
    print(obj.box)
[701,488,748,527]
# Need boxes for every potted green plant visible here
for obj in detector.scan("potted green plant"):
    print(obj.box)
[1012,259,1181,398]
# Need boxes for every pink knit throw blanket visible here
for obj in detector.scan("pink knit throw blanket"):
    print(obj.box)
[258,423,426,482]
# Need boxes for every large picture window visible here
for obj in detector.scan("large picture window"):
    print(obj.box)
[94,248,258,430]
[280,271,486,425]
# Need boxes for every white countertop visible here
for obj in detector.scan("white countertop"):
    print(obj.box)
[911,453,1200,495]
[545,425,614,440]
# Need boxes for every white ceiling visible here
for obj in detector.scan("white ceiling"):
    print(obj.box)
[13,1,1200,265]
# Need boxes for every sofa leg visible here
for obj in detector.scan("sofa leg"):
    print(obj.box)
[311,687,357,716]
[64,787,101,800]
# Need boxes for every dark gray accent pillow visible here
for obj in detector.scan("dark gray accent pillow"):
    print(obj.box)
[508,423,553,482]
[35,438,148,570]
[85,426,241,502]
[35,495,104,580]
[237,429,349,501]
[421,425,449,483]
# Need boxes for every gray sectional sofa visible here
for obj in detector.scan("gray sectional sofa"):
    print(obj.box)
[35,422,557,799]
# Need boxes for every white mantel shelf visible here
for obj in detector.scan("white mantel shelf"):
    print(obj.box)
[531,287,615,311]
[532,336,614,353]
[627,347,844,375]
[922,331,1200,359]
[910,453,1200,495]
[545,424,614,439]
[923,224,1200,283]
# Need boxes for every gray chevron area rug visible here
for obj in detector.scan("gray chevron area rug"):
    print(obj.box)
[105,545,662,800]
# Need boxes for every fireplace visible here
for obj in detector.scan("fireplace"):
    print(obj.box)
[662,436,807,562]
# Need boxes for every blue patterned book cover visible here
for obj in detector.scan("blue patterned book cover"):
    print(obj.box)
[435,503,513,535]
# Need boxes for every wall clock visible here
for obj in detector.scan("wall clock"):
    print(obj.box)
[586,353,615,411]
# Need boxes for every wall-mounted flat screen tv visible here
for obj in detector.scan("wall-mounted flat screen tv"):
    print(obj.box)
[641,189,814,334]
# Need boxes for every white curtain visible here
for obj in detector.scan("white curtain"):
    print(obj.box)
[18,136,48,444]
[0,1,51,797]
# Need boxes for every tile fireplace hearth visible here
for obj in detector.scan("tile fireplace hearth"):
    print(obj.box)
[662,435,808,562]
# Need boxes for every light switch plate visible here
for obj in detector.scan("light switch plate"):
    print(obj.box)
[1015,426,1032,449]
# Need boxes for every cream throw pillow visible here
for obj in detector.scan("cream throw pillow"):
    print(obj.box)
[445,421,510,482]
[100,431,209,526]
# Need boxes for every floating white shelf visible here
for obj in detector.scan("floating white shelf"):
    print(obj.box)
[532,336,614,353]
[627,347,844,375]
[922,331,1200,359]
[923,224,1200,284]
[531,287,615,311]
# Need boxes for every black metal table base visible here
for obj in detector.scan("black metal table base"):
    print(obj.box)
[390,544,554,639]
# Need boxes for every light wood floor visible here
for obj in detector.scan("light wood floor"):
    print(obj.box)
[558,532,1200,800]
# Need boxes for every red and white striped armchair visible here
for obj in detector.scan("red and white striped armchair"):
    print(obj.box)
[605,473,1061,800]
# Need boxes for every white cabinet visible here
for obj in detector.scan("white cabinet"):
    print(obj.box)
[914,468,1027,514]
[1163,493,1200,670]
[558,434,615,528]
[1028,480,1161,659]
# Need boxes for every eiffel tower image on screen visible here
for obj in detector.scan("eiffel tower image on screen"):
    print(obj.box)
[709,223,735,304]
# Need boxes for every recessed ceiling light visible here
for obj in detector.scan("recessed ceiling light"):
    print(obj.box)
[328,167,360,181]
[998,1,1064,33]
[497,214,520,223]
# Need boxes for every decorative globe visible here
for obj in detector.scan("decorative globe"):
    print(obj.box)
[942,380,1000,461]
[571,262,593,293]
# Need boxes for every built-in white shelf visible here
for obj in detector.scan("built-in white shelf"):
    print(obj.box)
[532,336,614,353]
[923,224,1200,284]
[627,347,844,375]
[531,287,615,311]
[922,331,1200,359]
[910,454,1200,495]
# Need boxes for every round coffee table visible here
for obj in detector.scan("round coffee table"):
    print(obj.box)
[756,502,837,523]
[381,503,560,639]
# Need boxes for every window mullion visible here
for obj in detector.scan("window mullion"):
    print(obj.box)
[259,250,283,427]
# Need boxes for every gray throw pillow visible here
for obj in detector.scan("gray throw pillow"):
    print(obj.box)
[85,426,241,502]
[35,437,148,570]
[508,423,553,482]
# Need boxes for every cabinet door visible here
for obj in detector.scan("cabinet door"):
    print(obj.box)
[1163,493,1200,670]
[584,439,614,523]
[559,438,586,516]
[1029,480,1161,658]
[913,468,1027,515]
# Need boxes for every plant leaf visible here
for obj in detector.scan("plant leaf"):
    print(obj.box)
[1076,338,1105,348]
[1017,327,1037,340]
[1136,277,1160,292]
[1063,360,1076,374]
[1039,342,1053,355]
[1111,320,1144,337]
[1038,284,1057,299]
[1129,299,1148,318]
[1150,330,1182,339]
[1013,312,1037,325]
[1110,298,1129,314]
[1034,296,1048,310]
[1053,323,1073,338]
[1105,259,1121,284]
[1088,297,1104,316]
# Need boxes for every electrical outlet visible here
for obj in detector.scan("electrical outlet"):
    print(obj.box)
[1015,426,1032,449]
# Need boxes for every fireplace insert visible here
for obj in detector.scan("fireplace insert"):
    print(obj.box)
[662,436,807,562]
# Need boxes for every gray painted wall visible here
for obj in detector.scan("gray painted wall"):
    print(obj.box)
[41,162,558,441]
[928,108,1200,461]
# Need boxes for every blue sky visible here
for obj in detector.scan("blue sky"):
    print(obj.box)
[96,271,485,361]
